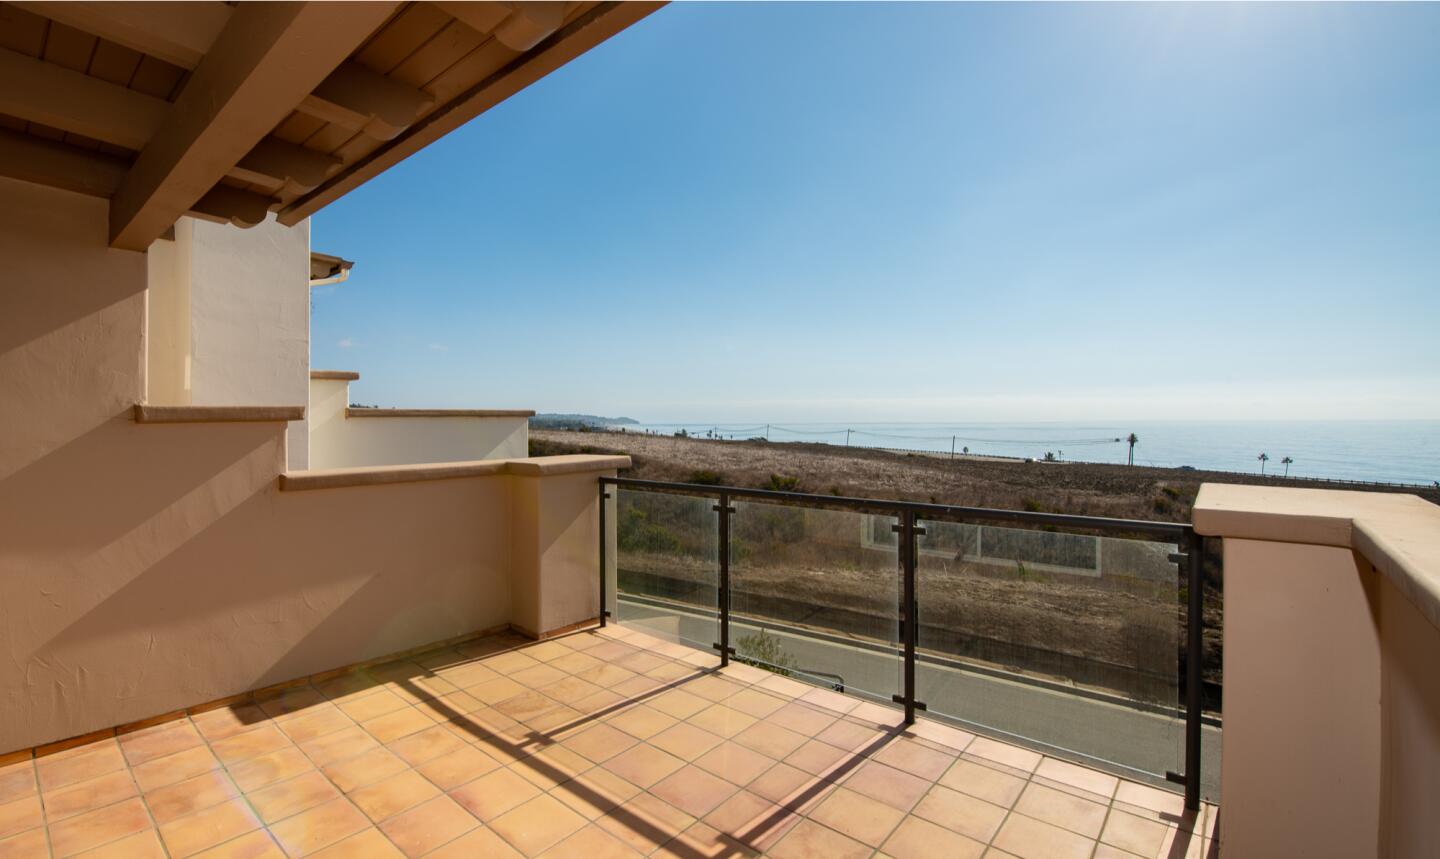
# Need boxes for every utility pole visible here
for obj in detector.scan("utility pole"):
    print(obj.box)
[845,429,851,447]
[765,424,770,441]
[950,436,956,459]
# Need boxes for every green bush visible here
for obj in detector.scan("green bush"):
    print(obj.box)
[736,629,797,676]
[616,508,681,554]
[688,470,726,486]
[765,474,801,492]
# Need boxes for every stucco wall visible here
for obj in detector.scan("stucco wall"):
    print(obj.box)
[1198,484,1440,859]
[144,219,193,405]
[189,216,311,469]
[308,377,529,469]
[0,180,557,754]
[141,214,311,468]
[1377,562,1440,858]
[1219,538,1382,859]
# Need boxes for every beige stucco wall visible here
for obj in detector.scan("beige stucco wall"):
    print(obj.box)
[308,376,529,469]
[1219,538,1382,858]
[144,219,193,405]
[1376,560,1440,858]
[509,470,605,636]
[141,214,312,468]
[0,179,611,755]
[1197,484,1440,859]
[189,216,311,469]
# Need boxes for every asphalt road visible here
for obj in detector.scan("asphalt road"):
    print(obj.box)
[617,598,1221,801]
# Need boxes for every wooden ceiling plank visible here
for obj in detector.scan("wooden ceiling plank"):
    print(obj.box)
[299,122,358,157]
[41,21,97,72]
[278,1,664,227]
[389,19,485,90]
[271,110,328,145]
[356,3,452,74]
[0,47,167,149]
[421,36,515,105]
[0,4,50,56]
[298,61,434,141]
[127,54,187,100]
[0,126,127,197]
[86,39,145,87]
[330,127,384,166]
[108,1,400,250]
[12,1,231,69]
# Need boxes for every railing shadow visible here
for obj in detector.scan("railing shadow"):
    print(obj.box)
[392,629,906,857]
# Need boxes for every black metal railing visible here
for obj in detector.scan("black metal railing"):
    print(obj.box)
[598,476,1208,809]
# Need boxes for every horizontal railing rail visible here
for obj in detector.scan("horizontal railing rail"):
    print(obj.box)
[602,476,1192,538]
[598,475,1206,809]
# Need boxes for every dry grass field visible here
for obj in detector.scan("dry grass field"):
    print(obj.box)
[531,429,1437,521]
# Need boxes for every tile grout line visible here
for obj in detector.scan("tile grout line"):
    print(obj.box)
[117,738,176,859]
[29,752,57,859]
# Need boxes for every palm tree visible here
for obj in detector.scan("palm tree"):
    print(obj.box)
[1281,456,1294,477]
[1258,452,1270,474]
[1126,433,1138,466]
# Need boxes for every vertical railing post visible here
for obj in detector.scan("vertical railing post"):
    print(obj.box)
[892,511,923,724]
[713,493,733,667]
[598,483,610,628]
[1183,529,1204,810]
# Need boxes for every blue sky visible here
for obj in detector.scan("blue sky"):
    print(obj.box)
[312,2,1440,422]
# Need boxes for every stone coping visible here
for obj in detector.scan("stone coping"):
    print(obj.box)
[279,454,630,491]
[345,407,535,418]
[310,369,359,381]
[133,404,305,423]
[1195,483,1440,630]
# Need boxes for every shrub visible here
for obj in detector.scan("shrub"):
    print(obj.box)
[1022,499,1043,513]
[736,629,797,676]
[687,470,726,486]
[616,508,680,554]
[765,474,801,492]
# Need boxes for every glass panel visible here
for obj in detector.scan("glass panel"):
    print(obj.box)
[916,519,1184,785]
[613,488,718,654]
[729,500,900,704]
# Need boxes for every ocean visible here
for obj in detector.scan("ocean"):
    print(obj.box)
[618,420,1440,486]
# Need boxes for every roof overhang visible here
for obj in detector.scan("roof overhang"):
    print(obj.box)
[310,251,355,285]
[0,1,665,250]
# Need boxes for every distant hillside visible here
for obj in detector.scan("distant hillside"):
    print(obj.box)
[531,413,639,429]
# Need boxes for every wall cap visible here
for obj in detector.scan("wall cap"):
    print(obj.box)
[280,454,631,491]
[310,370,359,381]
[134,404,305,423]
[345,408,535,418]
[506,454,632,477]
[1195,483,1440,630]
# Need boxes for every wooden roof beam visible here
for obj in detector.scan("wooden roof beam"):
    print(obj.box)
[433,2,514,37]
[279,1,665,226]
[231,138,342,195]
[494,2,568,51]
[11,1,232,69]
[108,1,400,251]
[0,127,127,198]
[0,47,166,150]
[298,62,434,142]
[436,3,566,50]
[0,128,273,227]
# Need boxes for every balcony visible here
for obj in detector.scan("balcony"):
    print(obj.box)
[0,624,1216,858]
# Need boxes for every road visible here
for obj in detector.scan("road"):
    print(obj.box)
[617,597,1221,801]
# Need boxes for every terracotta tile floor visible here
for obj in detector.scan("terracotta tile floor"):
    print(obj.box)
[0,625,1218,858]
